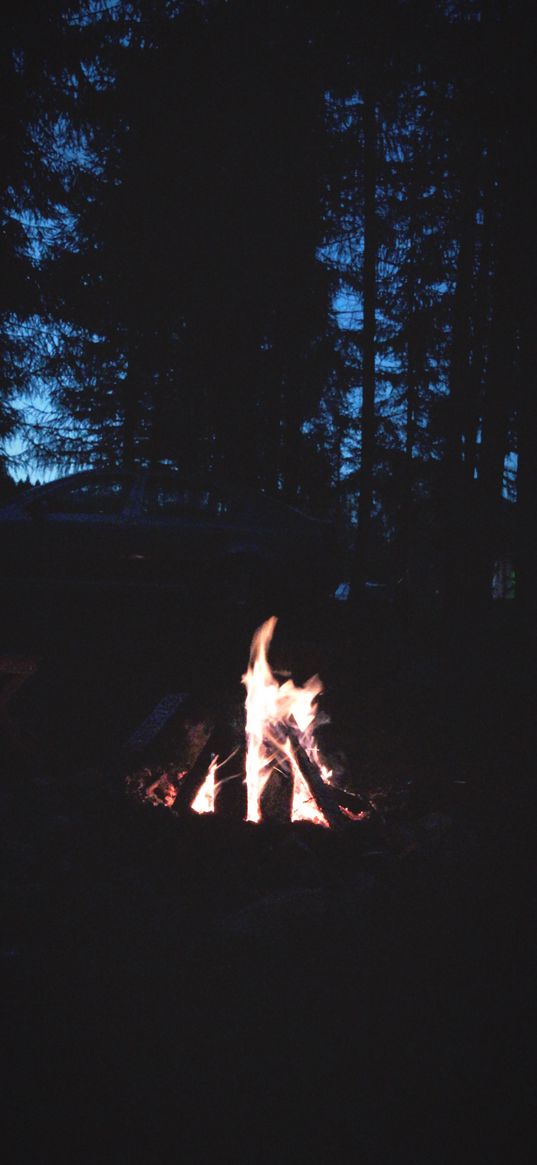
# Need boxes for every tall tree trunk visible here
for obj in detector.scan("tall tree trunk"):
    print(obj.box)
[510,5,537,636]
[353,87,377,594]
[443,161,479,618]
[121,341,138,471]
[516,317,537,634]
[472,208,515,609]
[468,2,528,613]
[462,173,493,496]
[282,362,304,503]
[398,320,418,612]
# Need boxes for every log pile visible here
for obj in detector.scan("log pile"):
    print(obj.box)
[126,694,367,827]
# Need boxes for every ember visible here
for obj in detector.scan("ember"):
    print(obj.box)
[131,617,367,828]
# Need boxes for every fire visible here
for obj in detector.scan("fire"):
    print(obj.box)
[191,756,218,815]
[242,616,330,827]
[134,617,347,827]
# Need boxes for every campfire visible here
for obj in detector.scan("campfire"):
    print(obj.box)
[130,617,367,829]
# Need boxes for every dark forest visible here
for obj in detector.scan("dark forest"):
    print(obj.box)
[2,0,536,616]
[2,3,535,1161]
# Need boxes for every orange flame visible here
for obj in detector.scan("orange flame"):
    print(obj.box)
[191,755,218,814]
[242,616,330,826]
[136,617,337,826]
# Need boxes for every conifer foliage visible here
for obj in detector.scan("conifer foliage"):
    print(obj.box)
[1,1,535,612]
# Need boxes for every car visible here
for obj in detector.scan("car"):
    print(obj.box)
[0,469,335,613]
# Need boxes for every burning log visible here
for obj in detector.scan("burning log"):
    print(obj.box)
[260,763,294,824]
[128,616,368,831]
[172,727,217,814]
[173,722,239,817]
[214,741,247,819]
[285,728,347,830]
[262,722,345,828]
[329,785,368,816]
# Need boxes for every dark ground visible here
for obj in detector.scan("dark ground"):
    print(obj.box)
[2,592,535,1161]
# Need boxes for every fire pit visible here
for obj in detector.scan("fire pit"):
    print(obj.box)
[129,617,367,828]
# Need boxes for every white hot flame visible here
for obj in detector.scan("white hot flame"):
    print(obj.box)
[242,616,330,826]
[137,617,336,827]
[191,755,218,815]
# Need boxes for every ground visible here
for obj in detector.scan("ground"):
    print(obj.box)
[2,594,534,1161]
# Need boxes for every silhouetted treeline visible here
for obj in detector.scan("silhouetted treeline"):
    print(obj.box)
[1,1,536,618]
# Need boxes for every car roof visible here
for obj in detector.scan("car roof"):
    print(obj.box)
[1,467,329,527]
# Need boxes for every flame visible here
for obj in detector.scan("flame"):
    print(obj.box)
[284,740,329,828]
[242,616,330,826]
[134,617,339,827]
[191,755,218,814]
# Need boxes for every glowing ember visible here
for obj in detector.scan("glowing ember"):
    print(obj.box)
[143,771,181,807]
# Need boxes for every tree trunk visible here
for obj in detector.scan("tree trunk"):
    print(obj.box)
[472,204,515,609]
[121,366,137,471]
[516,318,537,635]
[398,323,417,613]
[462,175,494,496]
[353,88,377,595]
[443,167,478,619]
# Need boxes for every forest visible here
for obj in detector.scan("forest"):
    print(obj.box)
[2,0,536,620]
[3,5,536,1159]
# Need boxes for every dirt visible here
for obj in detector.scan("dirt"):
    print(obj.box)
[2,600,534,1160]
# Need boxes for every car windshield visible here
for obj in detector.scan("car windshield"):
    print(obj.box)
[45,478,128,516]
[141,482,236,519]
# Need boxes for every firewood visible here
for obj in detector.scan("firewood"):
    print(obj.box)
[260,762,293,823]
[173,722,238,816]
[286,726,347,829]
[172,727,218,814]
[123,693,189,758]
[266,722,346,828]
[330,785,368,816]
[214,742,247,819]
